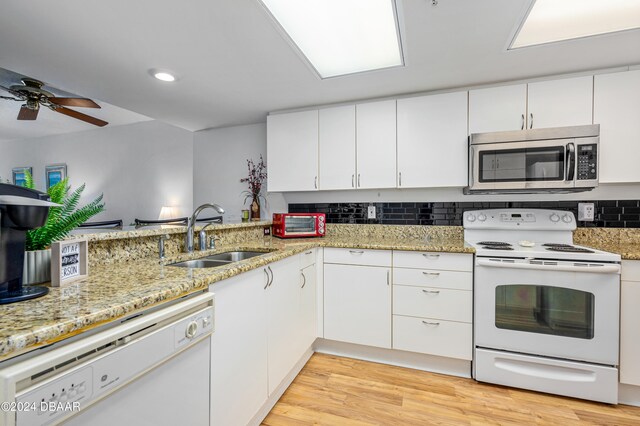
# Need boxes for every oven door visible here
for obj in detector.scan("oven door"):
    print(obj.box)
[283,215,317,236]
[474,257,620,365]
[470,139,575,191]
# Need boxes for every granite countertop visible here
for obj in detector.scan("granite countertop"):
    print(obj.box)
[68,220,272,242]
[583,242,640,261]
[0,234,472,362]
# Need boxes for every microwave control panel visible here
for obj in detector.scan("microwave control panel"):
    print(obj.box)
[577,144,597,180]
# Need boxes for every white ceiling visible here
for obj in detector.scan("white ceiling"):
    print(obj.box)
[1,0,639,136]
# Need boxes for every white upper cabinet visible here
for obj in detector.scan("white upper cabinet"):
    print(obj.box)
[469,76,593,134]
[356,100,397,189]
[527,76,593,129]
[318,105,356,190]
[267,110,318,192]
[594,70,640,183]
[397,91,468,188]
[469,84,527,134]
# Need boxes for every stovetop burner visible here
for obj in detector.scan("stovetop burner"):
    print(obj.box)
[478,241,512,246]
[542,243,573,248]
[546,246,595,253]
[482,246,514,250]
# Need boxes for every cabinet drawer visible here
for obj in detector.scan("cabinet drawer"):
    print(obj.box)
[393,315,472,360]
[393,268,472,290]
[622,260,640,282]
[299,249,316,269]
[393,285,472,323]
[393,251,472,272]
[324,248,392,267]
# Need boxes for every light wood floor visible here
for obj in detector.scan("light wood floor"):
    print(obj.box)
[262,353,640,426]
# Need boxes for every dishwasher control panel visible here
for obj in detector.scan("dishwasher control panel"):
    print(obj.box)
[15,305,214,426]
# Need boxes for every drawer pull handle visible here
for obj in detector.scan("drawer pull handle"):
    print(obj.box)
[305,250,313,255]
[422,321,440,326]
[349,250,365,255]
[422,254,440,259]
[422,272,440,277]
[422,290,440,294]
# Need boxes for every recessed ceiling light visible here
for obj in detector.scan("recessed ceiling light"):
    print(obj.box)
[153,72,176,82]
[259,0,404,79]
[511,0,640,49]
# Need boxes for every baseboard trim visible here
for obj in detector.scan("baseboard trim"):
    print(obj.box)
[248,347,314,426]
[619,384,640,407]
[314,338,472,378]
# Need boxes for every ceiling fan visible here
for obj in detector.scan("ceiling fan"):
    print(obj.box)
[0,77,108,127]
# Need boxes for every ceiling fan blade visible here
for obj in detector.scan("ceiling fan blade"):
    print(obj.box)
[17,105,39,120]
[52,106,108,127]
[0,84,24,98]
[49,97,101,108]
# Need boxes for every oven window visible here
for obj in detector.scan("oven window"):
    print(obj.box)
[285,216,315,234]
[479,146,564,182]
[495,285,594,339]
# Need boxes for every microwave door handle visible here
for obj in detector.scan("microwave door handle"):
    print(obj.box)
[566,143,575,181]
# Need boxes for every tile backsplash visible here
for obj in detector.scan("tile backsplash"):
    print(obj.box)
[289,200,640,228]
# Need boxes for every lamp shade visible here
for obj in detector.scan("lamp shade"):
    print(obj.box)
[158,206,179,220]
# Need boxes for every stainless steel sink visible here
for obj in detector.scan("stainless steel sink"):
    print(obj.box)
[168,250,268,268]
[169,259,231,269]
[204,251,266,262]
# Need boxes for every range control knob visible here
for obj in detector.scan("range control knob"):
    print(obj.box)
[550,213,560,223]
[478,214,487,222]
[562,214,573,223]
[185,321,198,339]
[202,317,211,328]
[466,214,476,222]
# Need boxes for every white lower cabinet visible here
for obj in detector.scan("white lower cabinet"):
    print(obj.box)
[621,260,640,386]
[210,253,317,426]
[210,268,269,426]
[324,255,392,348]
[299,263,317,359]
[392,251,473,361]
[267,255,304,395]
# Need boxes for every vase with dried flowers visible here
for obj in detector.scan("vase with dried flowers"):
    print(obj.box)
[240,155,267,221]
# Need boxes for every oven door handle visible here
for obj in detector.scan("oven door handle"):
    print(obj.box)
[476,259,619,274]
[566,142,575,181]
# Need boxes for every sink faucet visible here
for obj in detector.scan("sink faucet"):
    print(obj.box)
[185,203,225,252]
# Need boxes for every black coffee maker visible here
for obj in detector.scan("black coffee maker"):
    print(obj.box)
[0,183,58,304]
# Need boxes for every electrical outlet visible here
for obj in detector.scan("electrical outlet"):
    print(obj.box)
[578,203,595,221]
[367,205,376,219]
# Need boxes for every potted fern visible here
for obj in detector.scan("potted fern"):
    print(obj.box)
[22,171,105,284]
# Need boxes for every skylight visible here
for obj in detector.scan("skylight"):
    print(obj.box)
[511,0,640,49]
[259,0,404,78]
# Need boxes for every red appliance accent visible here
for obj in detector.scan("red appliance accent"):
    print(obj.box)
[272,213,326,238]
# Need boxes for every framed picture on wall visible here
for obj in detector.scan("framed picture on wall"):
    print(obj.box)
[46,164,67,188]
[12,167,32,187]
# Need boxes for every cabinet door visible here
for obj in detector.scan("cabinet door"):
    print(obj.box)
[397,91,468,188]
[621,266,640,385]
[210,268,268,426]
[324,264,391,348]
[527,76,593,129]
[267,256,302,395]
[299,264,317,357]
[267,110,318,192]
[595,70,640,183]
[356,100,397,189]
[469,84,527,134]
[319,105,356,190]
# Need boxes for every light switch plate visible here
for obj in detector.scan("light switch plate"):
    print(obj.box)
[367,205,376,219]
[578,203,595,221]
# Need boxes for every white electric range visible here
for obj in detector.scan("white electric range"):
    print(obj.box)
[464,209,621,404]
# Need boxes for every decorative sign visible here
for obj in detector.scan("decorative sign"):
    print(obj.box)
[51,237,88,287]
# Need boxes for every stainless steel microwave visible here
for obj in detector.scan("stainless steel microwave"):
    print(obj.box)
[465,125,599,194]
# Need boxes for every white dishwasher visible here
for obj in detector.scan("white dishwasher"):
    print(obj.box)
[0,292,214,426]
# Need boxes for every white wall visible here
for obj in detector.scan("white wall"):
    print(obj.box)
[0,120,193,225]
[194,123,286,222]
